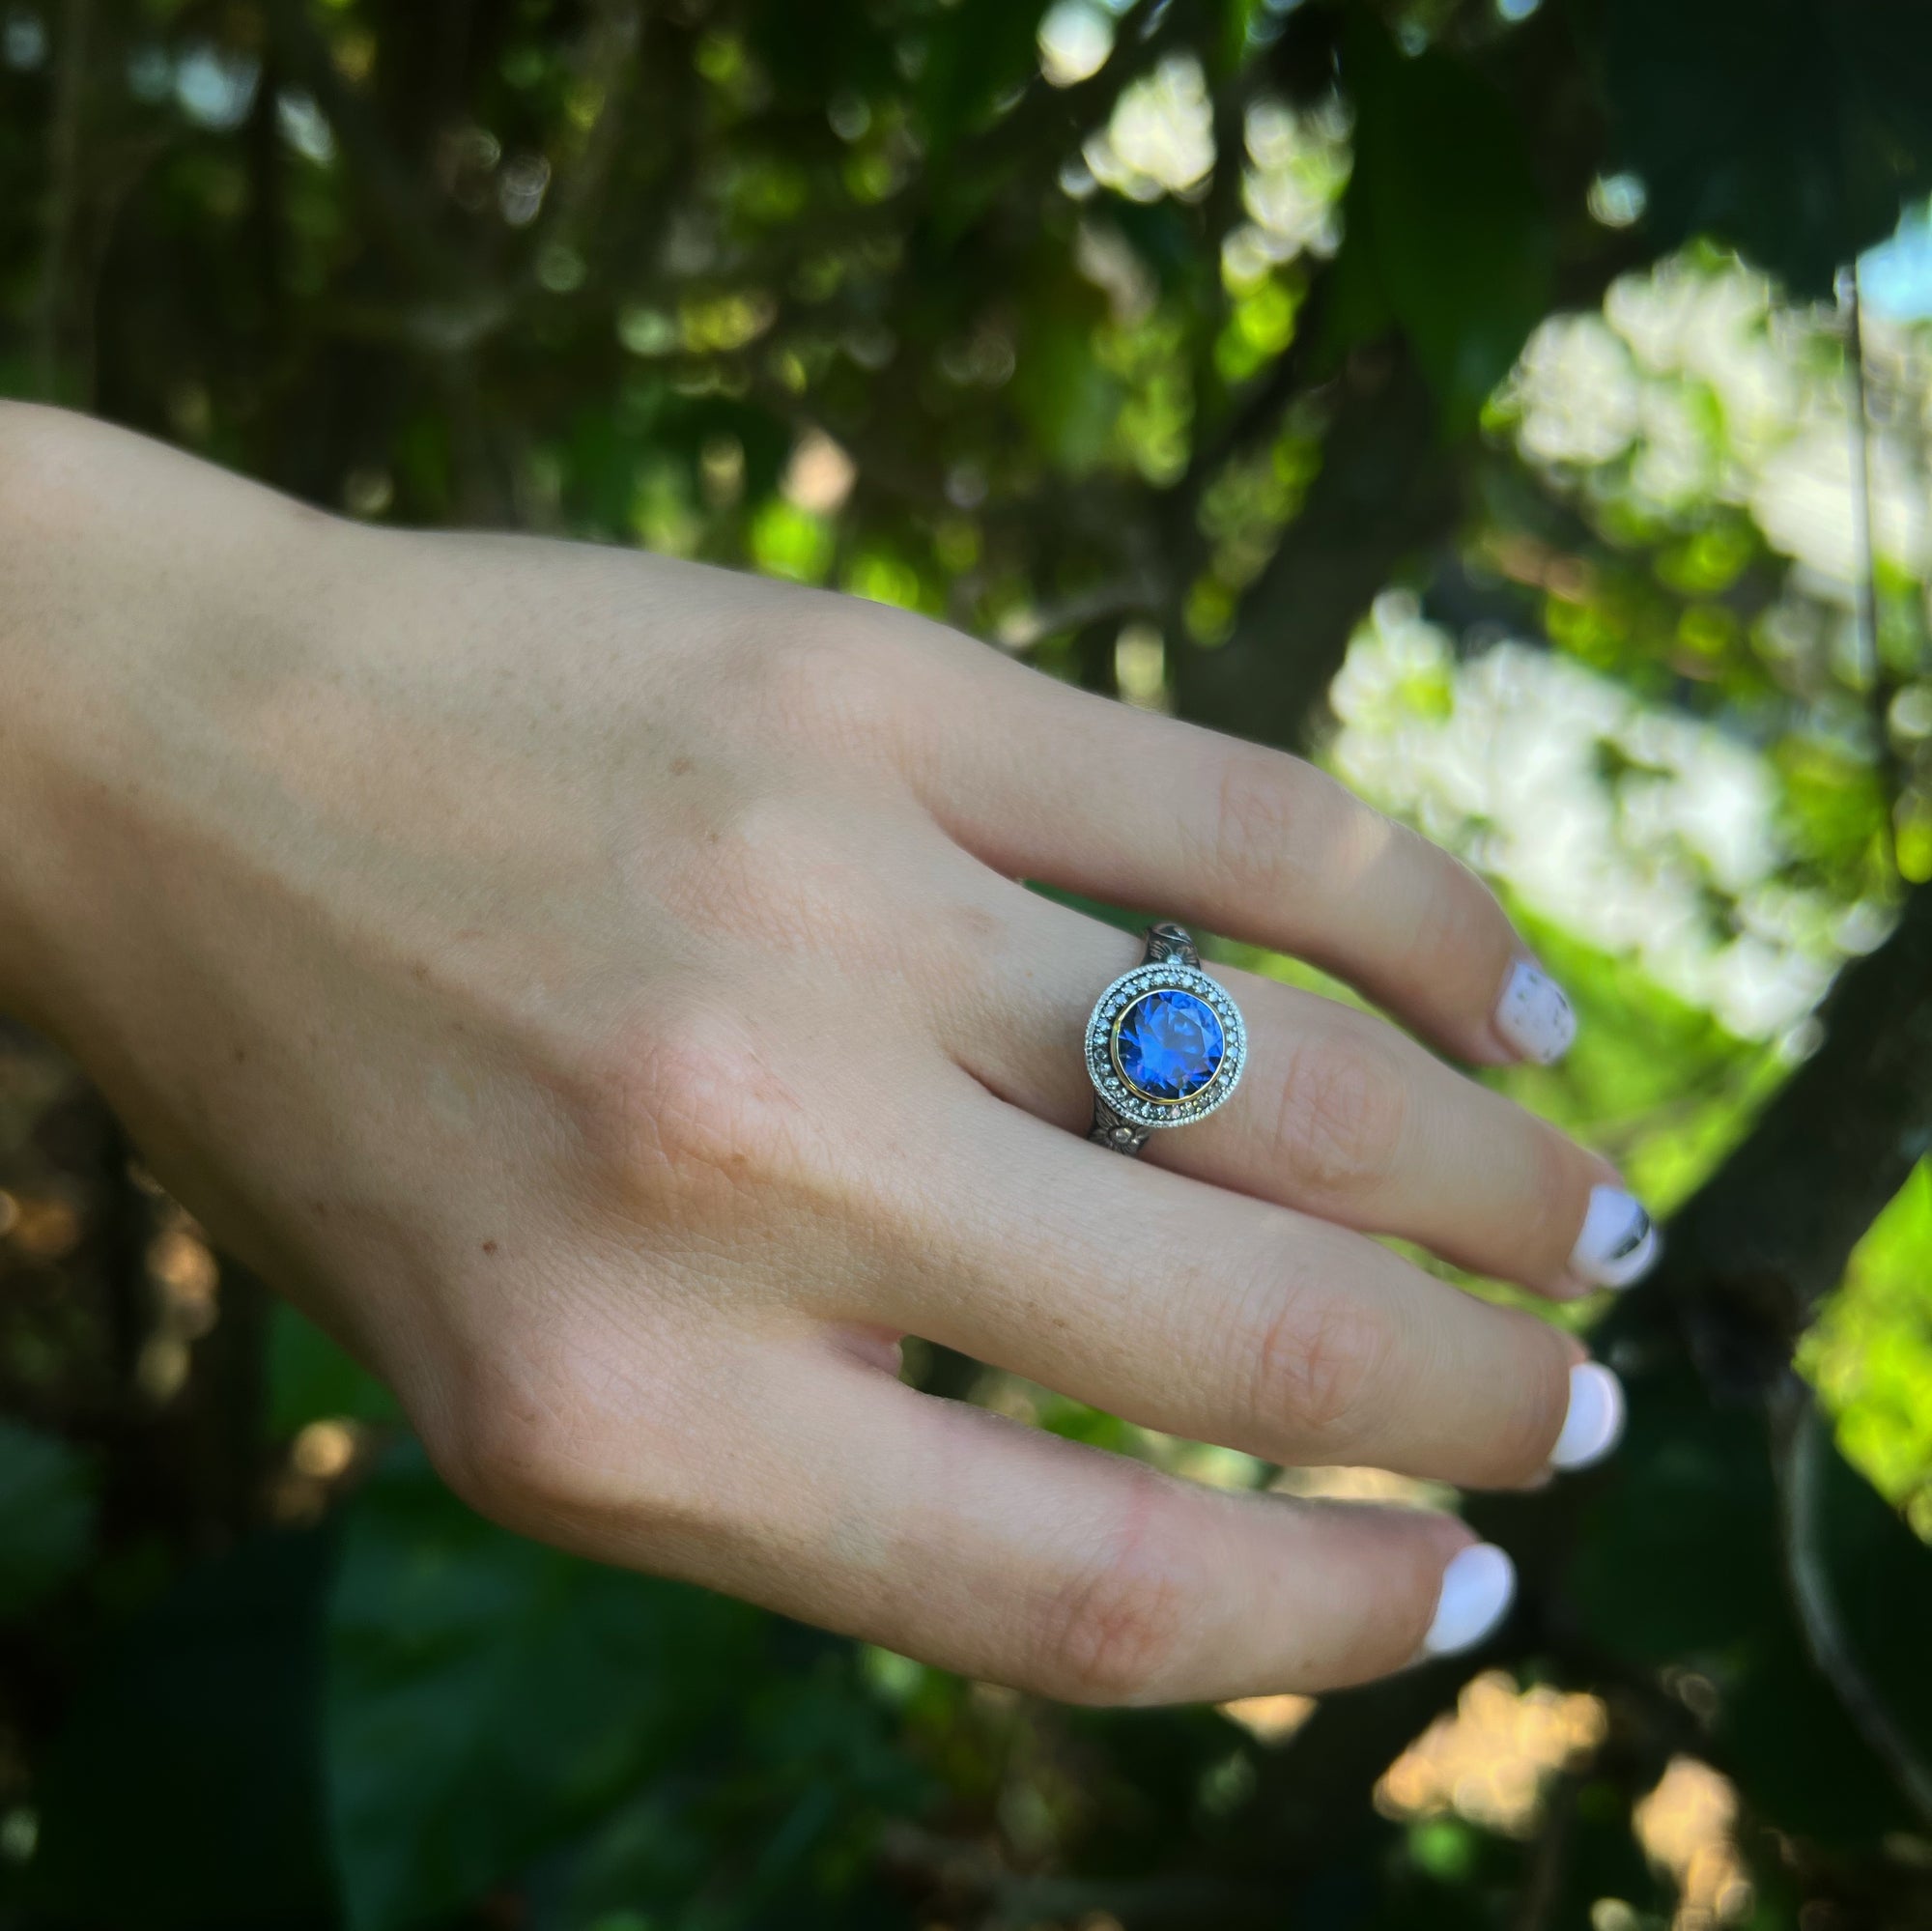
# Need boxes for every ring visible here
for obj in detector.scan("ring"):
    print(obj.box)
[1086,923,1247,1156]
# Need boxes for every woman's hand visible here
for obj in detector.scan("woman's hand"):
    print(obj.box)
[0,406,1650,1703]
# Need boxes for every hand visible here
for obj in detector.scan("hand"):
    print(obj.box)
[0,407,1651,1703]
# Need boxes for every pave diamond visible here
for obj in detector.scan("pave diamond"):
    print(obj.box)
[1113,988,1225,1102]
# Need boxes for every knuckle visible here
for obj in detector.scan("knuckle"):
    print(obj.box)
[428,1384,599,1528]
[1404,841,1509,983]
[1206,751,1309,895]
[742,619,911,760]
[1272,1028,1410,1199]
[1244,1277,1395,1451]
[423,1308,707,1534]
[569,1005,814,1215]
[1031,1490,1200,1705]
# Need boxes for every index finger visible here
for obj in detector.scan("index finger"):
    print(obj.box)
[900,635,1575,1069]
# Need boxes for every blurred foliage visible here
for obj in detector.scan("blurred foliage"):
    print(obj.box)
[5,1,1932,1928]
[0,1422,94,1619]
[1802,1167,1932,1539]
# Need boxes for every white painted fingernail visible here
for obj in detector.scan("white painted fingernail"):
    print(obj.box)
[1550,1362,1626,1471]
[1419,1543,1516,1659]
[1492,960,1577,1064]
[1570,1185,1659,1289]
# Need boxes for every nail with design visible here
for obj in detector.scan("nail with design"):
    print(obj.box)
[1570,1185,1659,1290]
[1492,960,1577,1065]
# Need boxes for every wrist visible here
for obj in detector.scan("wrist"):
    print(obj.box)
[0,405,336,1036]
[0,403,99,1029]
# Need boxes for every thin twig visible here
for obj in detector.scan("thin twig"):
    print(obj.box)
[996,578,1161,651]
[1511,1774,1577,1931]
[1769,1378,1932,1828]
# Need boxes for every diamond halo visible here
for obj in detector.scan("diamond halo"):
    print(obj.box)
[1084,957,1247,1131]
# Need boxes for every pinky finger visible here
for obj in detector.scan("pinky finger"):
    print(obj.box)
[604,1341,1517,1705]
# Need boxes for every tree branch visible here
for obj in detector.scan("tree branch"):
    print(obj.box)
[1511,1772,1579,1931]
[1642,883,1932,1397]
[1170,343,1457,751]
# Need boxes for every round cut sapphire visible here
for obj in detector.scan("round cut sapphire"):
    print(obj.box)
[1113,988,1225,1101]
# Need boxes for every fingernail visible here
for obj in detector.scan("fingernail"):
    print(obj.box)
[1570,1185,1659,1289]
[1492,960,1577,1064]
[1550,1361,1626,1471]
[1419,1543,1516,1659]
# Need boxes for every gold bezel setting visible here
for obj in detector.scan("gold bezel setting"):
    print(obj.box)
[1084,959,1246,1131]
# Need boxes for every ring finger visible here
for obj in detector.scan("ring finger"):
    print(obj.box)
[938,887,1656,1297]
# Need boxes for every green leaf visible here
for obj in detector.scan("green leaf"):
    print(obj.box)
[1331,23,1553,433]
[1009,296,1125,474]
[326,1442,765,1931]
[1604,0,1932,298]
[917,0,1048,156]
[0,1420,96,1618]
[1802,1163,1932,1532]
[538,1659,932,1931]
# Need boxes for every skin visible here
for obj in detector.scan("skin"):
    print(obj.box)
[0,403,1618,1704]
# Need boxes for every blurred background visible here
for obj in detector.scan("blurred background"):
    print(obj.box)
[5,0,1932,1926]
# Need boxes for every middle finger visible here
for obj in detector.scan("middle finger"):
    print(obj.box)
[851,1077,1603,1490]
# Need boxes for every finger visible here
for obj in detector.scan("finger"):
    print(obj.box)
[902,640,1575,1066]
[940,893,1652,1297]
[849,1081,1611,1491]
[550,1336,1515,1704]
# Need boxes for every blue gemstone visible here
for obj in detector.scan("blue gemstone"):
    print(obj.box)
[1114,988,1225,1101]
